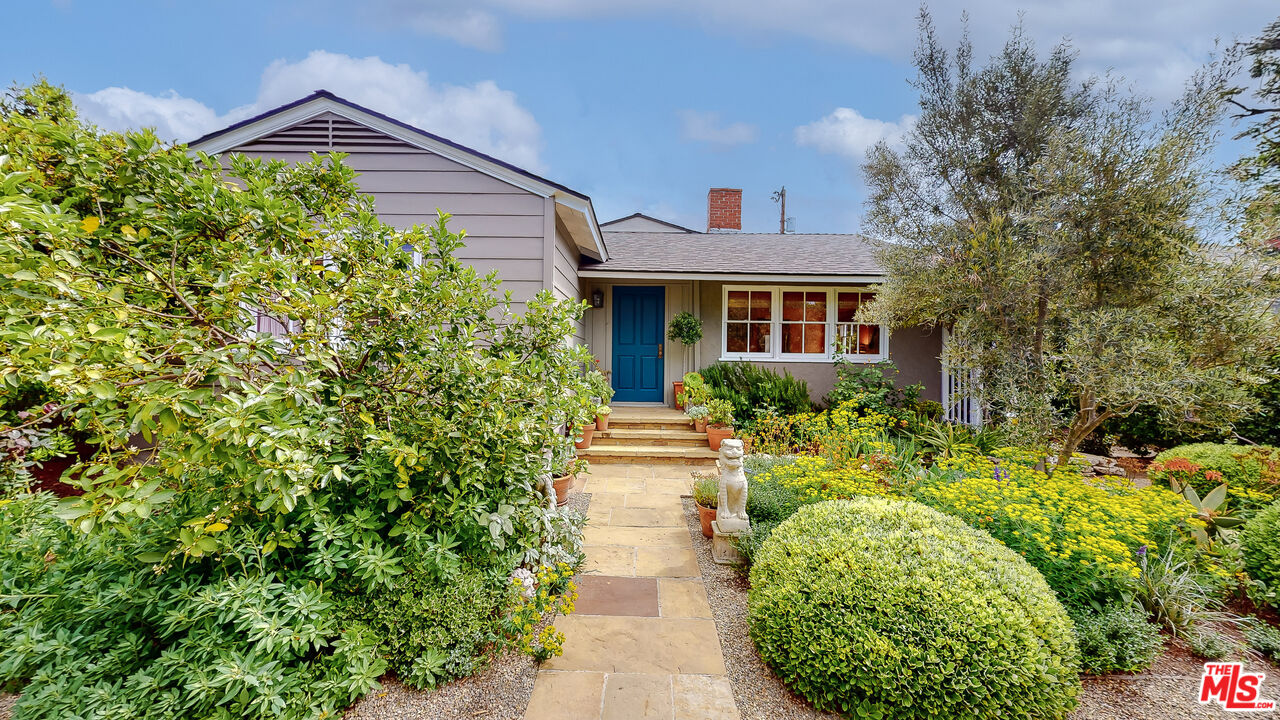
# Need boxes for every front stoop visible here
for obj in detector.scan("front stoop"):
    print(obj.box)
[584,408,717,466]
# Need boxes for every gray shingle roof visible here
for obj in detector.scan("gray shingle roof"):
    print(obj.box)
[584,231,885,276]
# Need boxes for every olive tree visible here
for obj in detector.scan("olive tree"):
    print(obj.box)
[863,12,1280,467]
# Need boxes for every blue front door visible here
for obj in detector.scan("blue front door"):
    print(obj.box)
[612,286,665,402]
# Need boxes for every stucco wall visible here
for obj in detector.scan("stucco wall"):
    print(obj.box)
[695,280,943,403]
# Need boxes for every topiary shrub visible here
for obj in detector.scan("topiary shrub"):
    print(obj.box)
[1069,603,1164,674]
[1150,443,1280,511]
[748,497,1081,719]
[1241,499,1280,600]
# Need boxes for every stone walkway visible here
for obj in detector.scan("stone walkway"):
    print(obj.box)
[524,463,741,720]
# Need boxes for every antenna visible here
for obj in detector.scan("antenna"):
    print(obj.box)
[771,186,786,234]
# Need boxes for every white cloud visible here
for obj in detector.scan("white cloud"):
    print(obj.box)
[76,87,230,143]
[795,108,915,161]
[677,110,758,147]
[73,50,544,170]
[365,0,1275,102]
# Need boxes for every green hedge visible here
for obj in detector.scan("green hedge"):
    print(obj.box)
[1150,443,1280,510]
[1241,500,1280,601]
[747,497,1081,719]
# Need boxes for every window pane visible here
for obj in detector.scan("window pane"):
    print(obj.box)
[805,292,827,322]
[726,322,747,352]
[749,322,771,353]
[727,291,749,321]
[781,323,803,353]
[859,324,881,354]
[804,324,826,354]
[837,292,860,323]
[782,292,804,321]
[750,291,771,321]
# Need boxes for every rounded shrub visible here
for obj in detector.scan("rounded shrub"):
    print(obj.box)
[1241,499,1280,597]
[747,497,1081,719]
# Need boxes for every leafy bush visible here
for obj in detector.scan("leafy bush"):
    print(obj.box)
[919,449,1194,606]
[1241,500,1280,599]
[337,564,510,688]
[698,362,812,425]
[1244,622,1280,661]
[824,359,920,422]
[0,494,387,719]
[0,82,592,717]
[748,498,1081,719]
[1070,603,1164,674]
[1150,443,1280,511]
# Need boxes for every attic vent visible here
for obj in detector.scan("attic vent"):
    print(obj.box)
[241,113,422,153]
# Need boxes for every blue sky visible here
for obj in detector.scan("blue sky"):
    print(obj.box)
[3,1,1276,232]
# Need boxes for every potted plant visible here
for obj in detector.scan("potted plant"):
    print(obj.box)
[676,371,708,407]
[585,367,614,405]
[705,398,735,451]
[595,404,612,431]
[667,315,703,408]
[691,473,718,538]
[550,443,587,507]
[573,423,595,449]
[685,404,709,432]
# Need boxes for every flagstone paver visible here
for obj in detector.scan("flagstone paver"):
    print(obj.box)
[524,461,740,720]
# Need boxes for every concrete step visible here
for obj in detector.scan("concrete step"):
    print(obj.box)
[578,444,719,466]
[593,428,708,448]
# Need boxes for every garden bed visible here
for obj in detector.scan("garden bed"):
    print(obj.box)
[680,496,1279,720]
[341,489,591,720]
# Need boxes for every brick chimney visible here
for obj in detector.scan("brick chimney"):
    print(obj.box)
[707,188,742,232]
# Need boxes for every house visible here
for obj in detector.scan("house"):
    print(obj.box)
[189,90,950,412]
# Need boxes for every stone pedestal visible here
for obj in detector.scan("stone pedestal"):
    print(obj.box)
[711,520,747,565]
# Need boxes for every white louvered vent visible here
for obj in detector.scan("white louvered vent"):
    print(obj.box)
[242,113,423,153]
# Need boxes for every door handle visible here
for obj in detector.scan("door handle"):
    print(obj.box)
[658,344,663,358]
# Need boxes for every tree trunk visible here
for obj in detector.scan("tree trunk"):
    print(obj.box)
[1054,393,1115,474]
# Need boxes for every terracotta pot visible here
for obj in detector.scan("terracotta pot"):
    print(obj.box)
[693,417,708,433]
[706,425,733,451]
[696,502,717,538]
[673,381,685,410]
[552,473,574,506]
[574,425,595,449]
[596,413,610,431]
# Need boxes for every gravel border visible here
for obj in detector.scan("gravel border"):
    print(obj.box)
[679,497,1280,720]
[345,489,591,720]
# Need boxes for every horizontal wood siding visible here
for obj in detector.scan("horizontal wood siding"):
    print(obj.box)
[224,112,547,311]
[552,229,585,343]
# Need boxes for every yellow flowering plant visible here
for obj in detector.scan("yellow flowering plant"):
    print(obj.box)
[504,562,578,662]
[744,397,902,460]
[918,449,1196,606]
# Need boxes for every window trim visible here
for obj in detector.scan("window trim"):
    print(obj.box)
[719,285,889,363]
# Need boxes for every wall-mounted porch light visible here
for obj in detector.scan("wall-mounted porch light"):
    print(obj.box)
[591,288,604,308]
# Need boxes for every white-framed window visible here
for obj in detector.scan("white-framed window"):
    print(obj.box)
[720,285,888,362]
